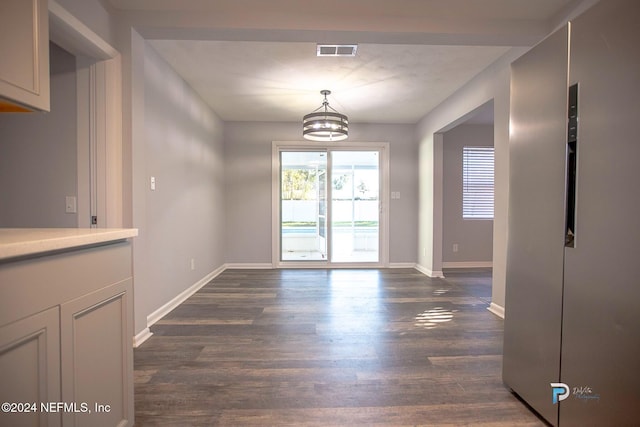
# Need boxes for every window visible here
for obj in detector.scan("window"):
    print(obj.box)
[463,146,494,219]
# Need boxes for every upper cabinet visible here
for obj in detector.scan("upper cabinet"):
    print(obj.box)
[0,0,50,112]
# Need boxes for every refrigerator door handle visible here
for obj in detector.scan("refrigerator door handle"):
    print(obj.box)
[565,83,578,247]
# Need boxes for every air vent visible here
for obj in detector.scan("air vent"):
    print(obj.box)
[316,44,358,57]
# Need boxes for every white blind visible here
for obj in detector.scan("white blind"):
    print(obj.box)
[463,146,494,219]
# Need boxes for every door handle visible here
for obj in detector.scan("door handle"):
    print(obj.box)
[565,83,578,248]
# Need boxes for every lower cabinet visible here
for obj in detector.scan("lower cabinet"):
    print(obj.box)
[61,280,132,427]
[0,241,134,427]
[0,307,61,427]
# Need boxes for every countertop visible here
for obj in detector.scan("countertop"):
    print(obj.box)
[0,228,138,261]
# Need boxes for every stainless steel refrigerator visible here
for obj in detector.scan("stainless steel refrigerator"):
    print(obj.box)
[503,0,640,425]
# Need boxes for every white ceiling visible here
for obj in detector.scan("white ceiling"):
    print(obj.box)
[148,40,509,123]
[109,0,581,124]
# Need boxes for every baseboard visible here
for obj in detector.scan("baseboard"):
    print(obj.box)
[488,302,505,319]
[415,264,445,278]
[146,264,226,328]
[226,262,417,270]
[389,263,417,269]
[442,261,493,269]
[225,263,274,269]
[133,327,153,348]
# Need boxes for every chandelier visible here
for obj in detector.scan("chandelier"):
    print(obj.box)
[302,90,348,141]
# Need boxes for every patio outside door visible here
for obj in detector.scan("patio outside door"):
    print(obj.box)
[279,149,381,265]
[330,151,379,263]
[280,151,328,261]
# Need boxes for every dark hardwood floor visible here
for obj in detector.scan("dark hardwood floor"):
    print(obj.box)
[134,268,544,426]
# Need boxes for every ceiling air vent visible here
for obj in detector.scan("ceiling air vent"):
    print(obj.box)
[317,44,358,57]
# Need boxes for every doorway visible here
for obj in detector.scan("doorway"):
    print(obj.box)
[273,142,388,267]
[49,2,122,229]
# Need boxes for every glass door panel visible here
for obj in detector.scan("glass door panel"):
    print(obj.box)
[280,151,327,261]
[330,151,380,263]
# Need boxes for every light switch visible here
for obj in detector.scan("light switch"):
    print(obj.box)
[65,196,77,214]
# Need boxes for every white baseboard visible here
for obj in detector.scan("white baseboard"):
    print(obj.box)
[225,263,274,269]
[133,327,153,348]
[146,264,226,328]
[415,264,445,278]
[442,261,493,269]
[389,263,417,269]
[488,302,505,319]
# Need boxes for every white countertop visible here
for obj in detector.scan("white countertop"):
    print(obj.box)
[0,228,138,260]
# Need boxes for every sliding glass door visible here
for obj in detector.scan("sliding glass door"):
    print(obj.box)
[280,151,327,261]
[330,151,380,263]
[279,149,381,264]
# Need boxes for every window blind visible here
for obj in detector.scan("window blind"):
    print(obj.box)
[463,146,494,219]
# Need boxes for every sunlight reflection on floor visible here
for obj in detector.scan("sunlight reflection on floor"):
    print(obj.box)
[414,307,457,329]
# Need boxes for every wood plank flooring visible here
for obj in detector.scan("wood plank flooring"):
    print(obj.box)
[134,268,545,426]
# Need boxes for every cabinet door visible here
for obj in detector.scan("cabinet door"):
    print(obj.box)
[60,279,133,427]
[503,25,569,426]
[0,0,50,111]
[0,307,61,427]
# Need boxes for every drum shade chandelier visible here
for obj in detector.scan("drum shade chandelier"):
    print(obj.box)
[303,90,348,141]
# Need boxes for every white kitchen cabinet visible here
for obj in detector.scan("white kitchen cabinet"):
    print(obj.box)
[0,0,50,112]
[60,279,133,427]
[0,307,61,427]
[0,229,137,427]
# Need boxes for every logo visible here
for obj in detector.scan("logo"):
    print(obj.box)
[572,385,600,402]
[550,383,570,404]
[550,382,600,404]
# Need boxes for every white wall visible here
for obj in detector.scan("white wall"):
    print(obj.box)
[132,42,226,335]
[224,122,418,265]
[442,124,494,264]
[416,47,527,307]
[0,43,78,227]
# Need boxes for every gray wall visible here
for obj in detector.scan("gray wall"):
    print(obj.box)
[0,43,78,227]
[223,122,418,265]
[414,1,592,311]
[442,124,494,263]
[417,47,527,309]
[134,43,226,334]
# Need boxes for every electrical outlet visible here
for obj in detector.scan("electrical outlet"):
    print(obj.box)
[65,196,77,214]
[190,258,195,271]
[453,243,459,253]
[150,176,156,191]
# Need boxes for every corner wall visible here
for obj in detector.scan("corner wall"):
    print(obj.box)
[416,48,527,308]
[414,0,599,311]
